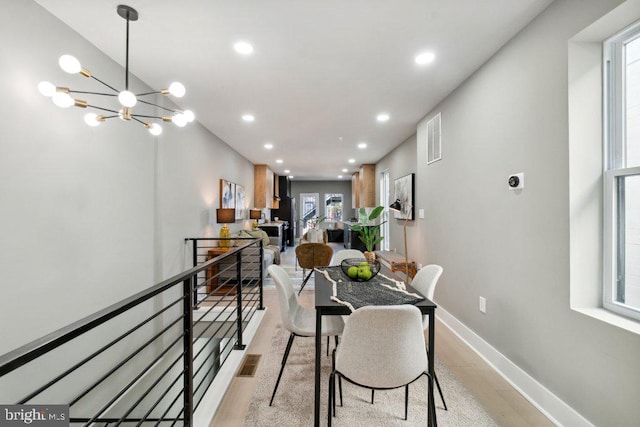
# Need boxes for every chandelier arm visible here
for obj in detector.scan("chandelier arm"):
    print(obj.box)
[89,76,120,93]
[135,91,161,97]
[131,114,164,120]
[68,90,117,97]
[86,105,122,114]
[136,98,178,113]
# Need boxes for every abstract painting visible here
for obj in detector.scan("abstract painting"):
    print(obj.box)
[393,173,414,220]
[220,179,236,209]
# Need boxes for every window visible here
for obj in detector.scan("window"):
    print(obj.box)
[324,193,343,221]
[604,25,640,320]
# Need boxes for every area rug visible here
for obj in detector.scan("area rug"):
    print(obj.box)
[244,327,496,426]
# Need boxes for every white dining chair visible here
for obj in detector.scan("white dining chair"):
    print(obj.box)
[330,249,366,266]
[411,264,447,410]
[267,264,344,406]
[328,304,429,425]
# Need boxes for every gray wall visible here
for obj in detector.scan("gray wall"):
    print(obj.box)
[0,1,254,354]
[290,180,353,236]
[377,0,640,425]
[376,135,417,253]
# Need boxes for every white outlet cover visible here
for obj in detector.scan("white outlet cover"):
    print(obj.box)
[419,209,425,219]
[479,296,487,314]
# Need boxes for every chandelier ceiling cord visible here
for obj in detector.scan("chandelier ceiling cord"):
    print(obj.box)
[38,4,194,136]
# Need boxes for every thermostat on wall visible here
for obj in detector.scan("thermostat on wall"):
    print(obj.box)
[508,173,524,190]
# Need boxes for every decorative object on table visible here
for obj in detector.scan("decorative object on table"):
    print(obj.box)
[351,206,386,262]
[340,258,380,282]
[389,198,414,283]
[393,173,415,220]
[250,209,261,229]
[235,184,246,220]
[37,5,194,135]
[216,208,235,248]
[220,179,236,209]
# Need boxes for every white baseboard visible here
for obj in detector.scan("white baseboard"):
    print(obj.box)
[193,308,266,427]
[436,307,593,427]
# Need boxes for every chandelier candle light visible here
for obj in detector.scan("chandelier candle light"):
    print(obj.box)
[37,4,194,136]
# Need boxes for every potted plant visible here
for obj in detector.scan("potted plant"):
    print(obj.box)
[351,206,385,262]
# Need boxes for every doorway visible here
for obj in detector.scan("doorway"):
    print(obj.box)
[300,193,320,236]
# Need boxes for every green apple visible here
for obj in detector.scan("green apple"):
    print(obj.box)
[359,261,369,266]
[347,266,359,279]
[358,268,372,280]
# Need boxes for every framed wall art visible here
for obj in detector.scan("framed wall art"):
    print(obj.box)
[235,184,246,220]
[220,179,236,209]
[393,173,415,220]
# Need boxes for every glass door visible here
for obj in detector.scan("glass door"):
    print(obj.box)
[300,193,320,235]
[380,170,390,251]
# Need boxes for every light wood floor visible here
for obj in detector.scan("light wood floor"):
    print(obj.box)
[210,246,553,426]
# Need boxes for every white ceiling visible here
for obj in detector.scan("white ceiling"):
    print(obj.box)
[35,0,553,180]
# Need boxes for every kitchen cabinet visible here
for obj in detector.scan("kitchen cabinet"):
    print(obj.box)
[254,165,274,208]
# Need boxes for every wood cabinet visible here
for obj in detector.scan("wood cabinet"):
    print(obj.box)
[254,165,274,208]
[359,164,376,207]
[352,164,375,208]
[352,172,360,208]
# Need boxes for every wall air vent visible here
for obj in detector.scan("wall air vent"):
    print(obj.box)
[427,112,441,164]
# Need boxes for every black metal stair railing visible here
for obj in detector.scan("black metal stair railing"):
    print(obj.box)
[0,237,264,426]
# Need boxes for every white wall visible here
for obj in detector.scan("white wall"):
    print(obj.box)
[0,1,254,355]
[379,0,640,425]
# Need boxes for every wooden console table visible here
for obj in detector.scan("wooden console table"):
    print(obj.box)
[206,248,237,296]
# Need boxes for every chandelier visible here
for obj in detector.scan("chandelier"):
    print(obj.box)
[37,4,194,136]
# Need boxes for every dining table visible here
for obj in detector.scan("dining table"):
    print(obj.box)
[313,266,437,426]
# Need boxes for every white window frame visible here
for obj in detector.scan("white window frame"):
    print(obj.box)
[603,24,640,320]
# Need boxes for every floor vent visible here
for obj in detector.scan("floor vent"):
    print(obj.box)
[237,354,261,377]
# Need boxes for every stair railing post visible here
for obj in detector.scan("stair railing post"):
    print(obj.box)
[259,240,264,310]
[183,276,194,425]
[234,251,246,350]
[191,239,199,308]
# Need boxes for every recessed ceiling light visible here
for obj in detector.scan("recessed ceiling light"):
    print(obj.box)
[358,142,368,149]
[376,113,390,122]
[338,175,343,179]
[276,159,283,164]
[348,159,356,164]
[288,175,294,179]
[264,143,273,149]
[342,168,348,173]
[284,169,290,173]
[234,41,254,55]
[415,51,435,65]
[242,114,255,122]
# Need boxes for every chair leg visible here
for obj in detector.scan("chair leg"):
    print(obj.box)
[338,376,343,406]
[269,333,295,406]
[405,384,409,420]
[434,371,447,410]
[426,347,447,410]
[297,270,313,295]
[371,389,375,404]
[328,372,333,426]
[326,336,329,356]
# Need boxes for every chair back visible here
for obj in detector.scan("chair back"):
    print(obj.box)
[301,230,328,244]
[267,265,301,333]
[295,243,333,270]
[331,249,365,266]
[411,264,443,328]
[335,305,427,389]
